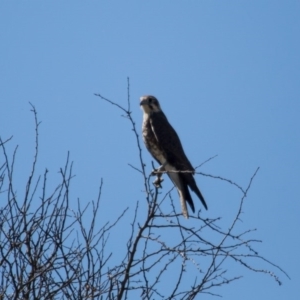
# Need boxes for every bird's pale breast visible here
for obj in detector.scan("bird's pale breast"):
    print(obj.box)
[142,114,166,164]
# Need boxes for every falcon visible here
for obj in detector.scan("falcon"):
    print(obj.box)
[140,95,208,218]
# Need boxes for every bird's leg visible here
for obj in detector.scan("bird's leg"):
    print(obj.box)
[151,161,166,188]
[153,166,164,188]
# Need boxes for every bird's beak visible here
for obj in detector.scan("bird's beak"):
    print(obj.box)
[140,98,148,106]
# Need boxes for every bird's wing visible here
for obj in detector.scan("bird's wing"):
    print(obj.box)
[150,111,194,171]
[166,164,195,217]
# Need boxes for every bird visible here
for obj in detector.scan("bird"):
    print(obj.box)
[140,95,208,218]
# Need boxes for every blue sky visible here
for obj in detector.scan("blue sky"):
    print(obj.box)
[1,1,299,299]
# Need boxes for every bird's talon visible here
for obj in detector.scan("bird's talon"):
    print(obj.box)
[153,176,164,188]
[151,169,158,176]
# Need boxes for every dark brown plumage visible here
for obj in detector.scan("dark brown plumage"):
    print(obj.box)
[140,95,207,218]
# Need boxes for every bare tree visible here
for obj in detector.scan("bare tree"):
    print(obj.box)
[0,104,127,299]
[0,85,288,299]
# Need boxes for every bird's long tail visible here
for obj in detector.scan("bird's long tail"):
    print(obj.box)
[189,180,208,210]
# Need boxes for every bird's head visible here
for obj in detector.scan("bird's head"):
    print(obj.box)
[140,95,162,114]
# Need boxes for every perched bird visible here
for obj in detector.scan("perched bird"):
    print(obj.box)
[140,95,208,218]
